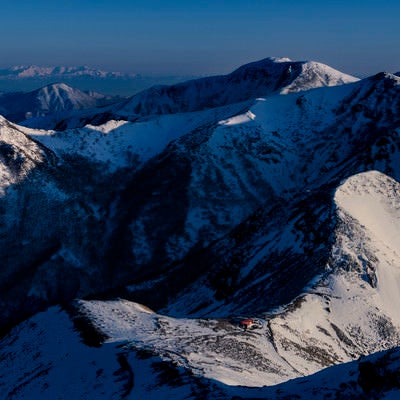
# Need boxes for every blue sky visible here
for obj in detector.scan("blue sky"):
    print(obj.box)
[1,0,399,76]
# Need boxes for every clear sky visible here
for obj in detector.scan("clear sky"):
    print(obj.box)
[1,0,399,77]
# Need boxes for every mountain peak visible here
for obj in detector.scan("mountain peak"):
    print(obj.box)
[0,82,119,122]
[280,60,359,93]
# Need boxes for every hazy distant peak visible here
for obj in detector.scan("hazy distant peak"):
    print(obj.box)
[0,82,119,123]
[33,83,115,103]
[35,82,94,100]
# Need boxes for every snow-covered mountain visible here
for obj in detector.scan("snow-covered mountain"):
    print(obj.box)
[22,57,358,130]
[0,83,121,123]
[0,57,400,398]
[113,57,358,116]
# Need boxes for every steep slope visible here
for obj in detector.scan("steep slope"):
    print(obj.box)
[0,83,118,123]
[251,170,400,382]
[22,57,358,130]
[0,100,252,332]
[0,117,135,332]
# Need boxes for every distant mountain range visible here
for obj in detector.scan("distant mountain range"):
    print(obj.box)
[0,65,195,96]
[0,56,400,399]
[0,65,136,79]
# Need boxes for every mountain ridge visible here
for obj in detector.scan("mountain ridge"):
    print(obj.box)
[22,57,359,130]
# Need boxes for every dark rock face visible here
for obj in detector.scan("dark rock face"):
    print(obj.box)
[358,350,400,398]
